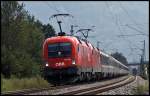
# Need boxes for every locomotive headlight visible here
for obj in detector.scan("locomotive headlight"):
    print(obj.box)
[45,62,49,67]
[72,59,76,65]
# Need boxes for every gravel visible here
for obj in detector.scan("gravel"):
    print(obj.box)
[98,76,149,95]
[28,76,128,95]
[29,76,149,95]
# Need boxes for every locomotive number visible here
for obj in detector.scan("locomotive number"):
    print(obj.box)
[56,62,64,66]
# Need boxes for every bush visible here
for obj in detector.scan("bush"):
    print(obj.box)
[134,81,149,95]
[1,76,50,92]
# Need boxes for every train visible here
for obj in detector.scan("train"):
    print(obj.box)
[42,33,129,84]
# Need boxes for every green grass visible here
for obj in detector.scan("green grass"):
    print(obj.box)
[1,75,50,92]
[133,81,149,95]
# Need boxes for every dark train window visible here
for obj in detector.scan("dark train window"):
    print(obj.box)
[77,44,80,52]
[76,37,82,44]
[48,43,59,52]
[59,43,71,51]
[78,39,82,44]
[48,42,71,58]
[91,44,94,49]
[85,42,89,47]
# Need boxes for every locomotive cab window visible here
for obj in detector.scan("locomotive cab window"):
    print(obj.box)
[48,42,72,58]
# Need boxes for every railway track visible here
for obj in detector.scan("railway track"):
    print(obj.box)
[1,85,70,95]
[1,87,52,95]
[57,76,135,95]
[1,75,135,95]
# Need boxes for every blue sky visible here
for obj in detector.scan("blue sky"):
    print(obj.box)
[19,1,149,63]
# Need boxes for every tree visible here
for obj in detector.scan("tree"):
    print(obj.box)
[42,24,56,39]
[1,1,56,78]
[111,52,128,65]
[1,1,27,78]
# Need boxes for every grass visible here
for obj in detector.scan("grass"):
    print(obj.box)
[133,80,149,95]
[1,75,50,92]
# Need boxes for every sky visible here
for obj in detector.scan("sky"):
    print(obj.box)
[19,1,149,63]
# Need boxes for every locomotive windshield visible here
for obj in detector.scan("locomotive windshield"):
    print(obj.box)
[48,42,71,58]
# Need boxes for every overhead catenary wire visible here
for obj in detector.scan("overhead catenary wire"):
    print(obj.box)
[117,12,147,53]
[125,24,148,36]
[102,2,120,51]
[116,4,148,61]
[117,8,145,61]
[105,2,143,62]
[117,13,142,51]
[58,6,76,34]
[106,2,142,50]
[43,2,90,38]
[105,2,127,47]
[43,2,61,31]
[44,2,75,34]
[44,2,79,35]
[117,34,147,37]
[119,2,144,31]
[108,2,149,38]
[44,2,60,13]
[59,4,96,38]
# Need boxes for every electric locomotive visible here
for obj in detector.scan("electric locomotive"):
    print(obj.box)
[42,34,129,84]
[42,13,129,84]
[42,33,100,84]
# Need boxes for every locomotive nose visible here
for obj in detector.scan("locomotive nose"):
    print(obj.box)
[48,58,74,69]
[55,62,65,67]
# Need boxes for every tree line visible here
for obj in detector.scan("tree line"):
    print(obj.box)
[1,1,56,78]
[110,52,128,65]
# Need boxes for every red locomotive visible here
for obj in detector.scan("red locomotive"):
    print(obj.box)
[42,35,101,84]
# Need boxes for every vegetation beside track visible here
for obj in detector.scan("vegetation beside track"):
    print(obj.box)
[1,75,50,92]
[132,80,149,95]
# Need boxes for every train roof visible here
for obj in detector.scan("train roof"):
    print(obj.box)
[46,36,77,41]
[110,56,129,69]
[100,51,110,57]
[100,51,128,69]
[46,36,97,51]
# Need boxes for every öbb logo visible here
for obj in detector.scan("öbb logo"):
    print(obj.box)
[55,62,64,66]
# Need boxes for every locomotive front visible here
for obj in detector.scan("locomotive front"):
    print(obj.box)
[42,36,78,84]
